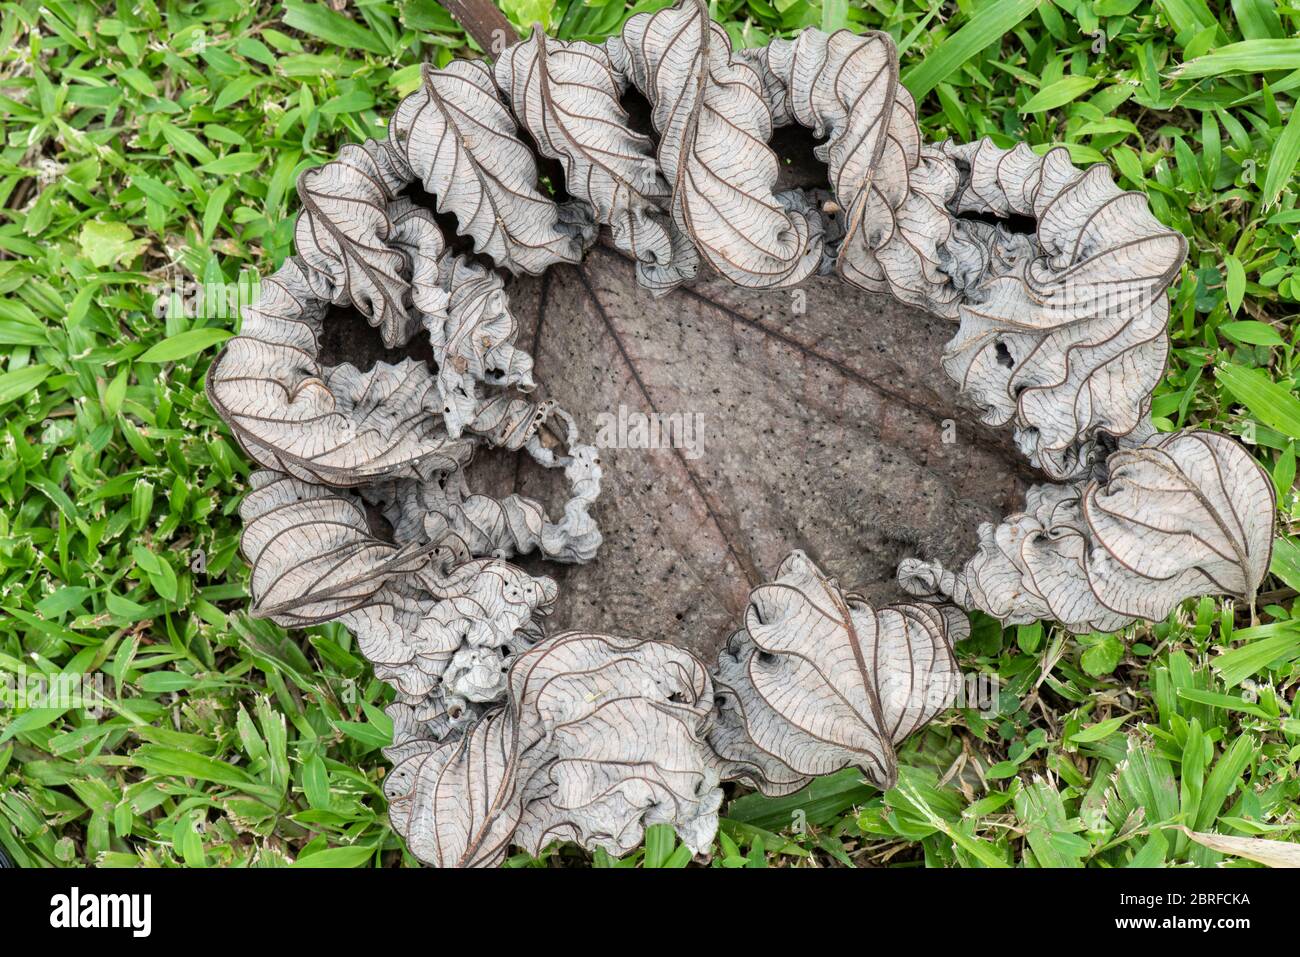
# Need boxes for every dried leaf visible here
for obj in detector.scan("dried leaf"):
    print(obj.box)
[206,257,468,486]
[496,28,687,290]
[294,140,416,347]
[1179,827,1300,868]
[389,196,543,438]
[384,710,522,867]
[369,432,603,565]
[710,551,963,795]
[206,6,1277,870]
[608,0,822,288]
[509,633,721,858]
[1083,430,1276,619]
[937,143,1187,479]
[901,430,1276,632]
[240,468,561,720]
[757,29,898,218]
[238,470,428,625]
[385,632,722,866]
[834,86,963,314]
[388,59,589,274]
[497,247,1031,661]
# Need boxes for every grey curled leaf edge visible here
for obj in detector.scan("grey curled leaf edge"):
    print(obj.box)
[202,0,1275,866]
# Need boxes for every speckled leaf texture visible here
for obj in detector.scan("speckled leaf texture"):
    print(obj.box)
[496,249,1032,661]
[204,0,1276,867]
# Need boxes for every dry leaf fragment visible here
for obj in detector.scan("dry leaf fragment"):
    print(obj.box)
[608,0,822,288]
[1083,430,1276,620]
[384,709,522,867]
[206,257,467,487]
[389,196,542,438]
[710,551,963,795]
[388,59,590,275]
[385,631,721,866]
[239,468,560,719]
[294,140,417,348]
[509,633,722,858]
[495,28,688,290]
[1179,827,1300,868]
[900,430,1276,633]
[758,29,898,219]
[238,469,431,625]
[368,435,602,566]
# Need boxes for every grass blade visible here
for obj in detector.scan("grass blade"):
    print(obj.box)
[1215,362,1300,440]
[902,0,1042,100]
[1175,40,1300,79]
[1262,103,1300,210]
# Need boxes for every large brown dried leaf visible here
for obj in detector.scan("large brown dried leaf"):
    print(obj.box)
[485,243,1033,661]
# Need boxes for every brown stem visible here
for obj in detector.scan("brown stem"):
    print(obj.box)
[440,0,519,57]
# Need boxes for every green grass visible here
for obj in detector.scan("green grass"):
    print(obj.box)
[1,0,1298,868]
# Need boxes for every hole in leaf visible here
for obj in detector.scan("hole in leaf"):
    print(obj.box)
[995,340,1015,369]
[956,209,1037,235]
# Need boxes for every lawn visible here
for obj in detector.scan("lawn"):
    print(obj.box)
[0,0,1298,868]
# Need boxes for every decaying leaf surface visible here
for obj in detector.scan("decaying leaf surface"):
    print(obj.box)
[492,245,1032,660]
